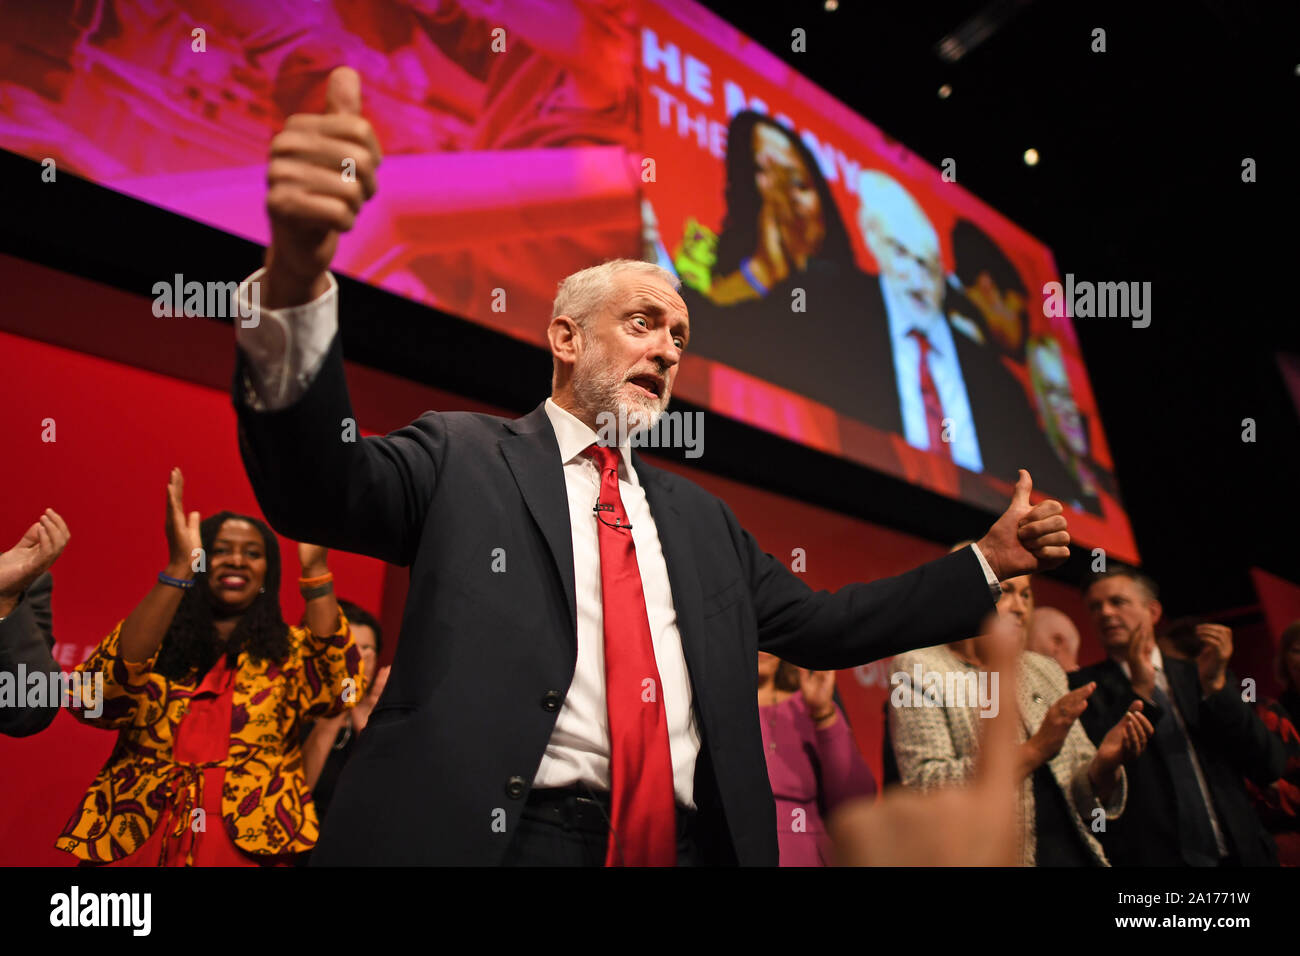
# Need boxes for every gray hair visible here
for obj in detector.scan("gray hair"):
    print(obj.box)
[552,258,680,331]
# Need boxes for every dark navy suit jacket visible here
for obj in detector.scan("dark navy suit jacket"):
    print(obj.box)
[1070,656,1283,866]
[0,572,58,738]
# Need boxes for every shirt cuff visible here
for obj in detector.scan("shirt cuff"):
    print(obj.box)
[234,268,339,411]
[969,543,1002,600]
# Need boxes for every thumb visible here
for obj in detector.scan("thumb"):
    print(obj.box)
[325,66,362,116]
[1010,469,1032,509]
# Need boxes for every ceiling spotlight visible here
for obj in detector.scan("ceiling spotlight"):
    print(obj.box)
[825,0,839,10]
[938,84,952,99]
[1023,148,1040,166]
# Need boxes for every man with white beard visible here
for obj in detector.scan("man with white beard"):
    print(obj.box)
[853,171,1069,487]
[231,67,1075,865]
[858,170,984,472]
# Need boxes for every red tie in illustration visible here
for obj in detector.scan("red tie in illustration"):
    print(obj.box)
[908,329,950,459]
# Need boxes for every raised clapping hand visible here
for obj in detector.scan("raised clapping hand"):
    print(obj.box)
[1195,624,1233,696]
[264,65,383,309]
[1095,699,1154,768]
[165,468,202,575]
[1088,697,1154,803]
[798,667,837,724]
[0,509,70,612]
[1026,682,1095,771]
[298,541,330,578]
[975,470,1071,581]
[1127,625,1157,702]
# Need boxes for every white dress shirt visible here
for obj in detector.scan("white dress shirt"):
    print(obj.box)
[535,398,700,807]
[233,269,1005,808]
[880,278,984,472]
[1118,644,1229,855]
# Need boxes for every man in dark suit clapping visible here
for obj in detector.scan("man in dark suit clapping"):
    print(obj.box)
[851,171,1079,498]
[1069,567,1284,866]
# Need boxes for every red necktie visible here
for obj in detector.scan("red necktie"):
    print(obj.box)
[586,443,677,866]
[908,329,951,459]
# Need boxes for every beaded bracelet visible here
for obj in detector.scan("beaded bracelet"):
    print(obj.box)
[158,571,194,590]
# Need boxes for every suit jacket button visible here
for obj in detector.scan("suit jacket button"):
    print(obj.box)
[541,690,563,712]
[506,776,527,799]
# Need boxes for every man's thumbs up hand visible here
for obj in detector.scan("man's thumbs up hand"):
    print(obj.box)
[975,469,1071,581]
[263,66,382,309]
[325,65,362,115]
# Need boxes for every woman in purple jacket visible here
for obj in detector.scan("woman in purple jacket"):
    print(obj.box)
[757,652,878,865]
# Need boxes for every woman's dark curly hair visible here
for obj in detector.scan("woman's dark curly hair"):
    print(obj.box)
[153,511,290,681]
[713,110,856,277]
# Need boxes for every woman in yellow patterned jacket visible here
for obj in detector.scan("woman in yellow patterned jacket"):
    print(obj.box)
[56,467,367,865]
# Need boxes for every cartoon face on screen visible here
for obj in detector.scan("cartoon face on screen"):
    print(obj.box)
[704,111,856,305]
[856,170,945,320]
[752,123,825,268]
[951,219,1030,359]
[1028,336,1089,457]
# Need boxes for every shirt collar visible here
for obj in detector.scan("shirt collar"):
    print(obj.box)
[543,397,639,485]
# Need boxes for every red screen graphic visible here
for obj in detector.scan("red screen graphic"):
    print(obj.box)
[0,0,1136,561]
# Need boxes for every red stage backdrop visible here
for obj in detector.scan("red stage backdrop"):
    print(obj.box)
[1,251,1102,864]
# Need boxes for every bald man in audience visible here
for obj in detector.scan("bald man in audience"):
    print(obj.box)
[1028,607,1082,673]
[850,171,1071,487]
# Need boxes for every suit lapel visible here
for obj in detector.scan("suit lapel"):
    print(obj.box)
[1020,663,1080,795]
[863,278,905,435]
[1094,658,1131,701]
[635,453,707,689]
[500,403,577,639]
[1023,665,1079,796]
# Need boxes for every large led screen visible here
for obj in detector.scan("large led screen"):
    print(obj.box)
[0,0,1136,560]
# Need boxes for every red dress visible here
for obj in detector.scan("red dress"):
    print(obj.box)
[96,657,289,867]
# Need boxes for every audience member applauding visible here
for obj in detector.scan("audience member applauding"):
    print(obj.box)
[0,509,69,737]
[302,599,390,822]
[831,614,1022,866]
[1157,615,1208,663]
[1244,621,1300,866]
[757,653,876,865]
[55,468,365,866]
[1069,567,1285,866]
[890,556,1151,865]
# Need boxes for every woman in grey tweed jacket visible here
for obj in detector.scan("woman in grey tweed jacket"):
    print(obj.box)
[888,588,1152,865]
